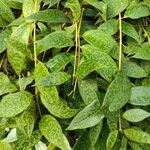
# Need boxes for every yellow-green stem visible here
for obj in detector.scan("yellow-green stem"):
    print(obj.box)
[33,0,42,117]
[118,13,123,132]
[119,13,122,71]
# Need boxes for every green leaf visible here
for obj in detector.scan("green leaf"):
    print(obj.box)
[10,23,31,45]
[67,100,104,130]
[123,108,150,122]
[89,121,103,146]
[122,21,141,44]
[84,0,106,12]
[0,29,11,53]
[122,60,148,78]
[15,130,42,150]
[65,0,81,21]
[132,42,150,60]
[106,130,118,150]
[0,83,17,96]
[128,141,144,150]
[76,60,101,80]
[39,115,71,150]
[129,86,150,106]
[15,102,36,137]
[23,0,34,17]
[7,23,32,75]
[0,72,17,96]
[0,0,15,22]
[83,29,117,53]
[81,44,118,81]
[43,0,61,7]
[124,128,150,144]
[34,62,78,119]
[41,98,79,119]
[124,3,150,19]
[0,16,8,27]
[7,44,28,75]
[78,79,99,105]
[39,72,71,86]
[16,76,34,90]
[0,91,32,118]
[103,72,132,112]
[98,19,118,35]
[105,0,129,18]
[36,31,73,54]
[120,136,127,150]
[73,131,91,150]
[46,53,74,71]
[0,141,12,150]
[28,9,70,23]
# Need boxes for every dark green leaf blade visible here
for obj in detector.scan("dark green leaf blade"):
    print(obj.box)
[27,9,70,23]
[103,72,132,112]
[36,31,74,54]
[67,100,104,130]
[83,29,118,53]
[40,72,71,86]
[46,53,74,71]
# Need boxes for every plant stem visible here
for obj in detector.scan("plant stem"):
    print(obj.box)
[118,13,123,132]
[71,9,84,97]
[33,0,42,117]
[119,13,122,71]
[72,22,78,84]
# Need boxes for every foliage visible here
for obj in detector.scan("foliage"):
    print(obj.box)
[0,0,150,149]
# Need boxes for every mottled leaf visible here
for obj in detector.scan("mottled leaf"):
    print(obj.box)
[28,9,70,23]
[103,72,132,112]
[132,42,150,60]
[0,29,11,53]
[36,31,73,54]
[84,0,106,12]
[0,0,15,22]
[16,76,34,90]
[46,53,74,71]
[65,0,81,21]
[98,19,118,35]
[105,0,129,18]
[106,130,118,150]
[67,100,104,130]
[78,79,99,105]
[23,0,34,17]
[122,21,141,44]
[123,108,150,122]
[39,72,71,86]
[122,61,148,78]
[39,115,71,150]
[0,91,32,118]
[34,62,78,119]
[124,3,150,19]
[89,121,103,146]
[76,60,101,80]
[43,0,61,7]
[81,44,118,81]
[73,131,91,150]
[0,72,17,96]
[124,128,150,144]
[83,29,118,53]
[129,86,150,106]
